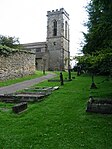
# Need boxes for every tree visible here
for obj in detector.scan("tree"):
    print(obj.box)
[0,35,20,48]
[83,0,112,54]
[80,0,112,76]
[0,35,20,55]
[76,49,112,76]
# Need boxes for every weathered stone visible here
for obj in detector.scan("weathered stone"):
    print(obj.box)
[22,8,70,71]
[86,97,112,114]
[47,8,70,70]
[0,86,59,103]
[12,102,27,114]
[0,51,35,81]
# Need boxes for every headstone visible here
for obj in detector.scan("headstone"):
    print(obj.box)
[12,102,27,113]
[68,69,72,81]
[60,72,64,85]
[86,97,112,114]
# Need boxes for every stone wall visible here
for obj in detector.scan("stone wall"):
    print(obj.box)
[0,51,35,81]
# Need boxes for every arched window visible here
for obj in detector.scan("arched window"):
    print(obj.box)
[53,20,57,36]
[65,21,68,38]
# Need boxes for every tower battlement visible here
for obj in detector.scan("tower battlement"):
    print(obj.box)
[47,8,69,19]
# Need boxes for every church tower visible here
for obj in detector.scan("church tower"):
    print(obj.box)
[47,8,70,70]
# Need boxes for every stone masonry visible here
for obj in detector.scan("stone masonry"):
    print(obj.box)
[47,8,70,70]
[0,51,35,81]
[22,8,70,71]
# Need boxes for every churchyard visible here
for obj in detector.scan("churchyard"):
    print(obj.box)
[0,71,112,148]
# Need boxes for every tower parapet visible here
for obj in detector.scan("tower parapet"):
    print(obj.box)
[47,8,69,19]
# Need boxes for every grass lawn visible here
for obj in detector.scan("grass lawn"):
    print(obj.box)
[0,70,47,87]
[0,72,112,149]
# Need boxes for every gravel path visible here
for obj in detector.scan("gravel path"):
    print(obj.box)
[0,73,56,94]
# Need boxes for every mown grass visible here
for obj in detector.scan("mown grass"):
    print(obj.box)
[0,72,112,149]
[0,71,47,87]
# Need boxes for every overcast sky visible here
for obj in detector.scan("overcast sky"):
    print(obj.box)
[0,0,89,56]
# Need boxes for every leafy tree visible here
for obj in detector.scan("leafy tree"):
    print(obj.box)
[76,49,112,76]
[0,35,20,49]
[83,0,112,54]
[75,50,112,88]
[79,0,112,76]
[0,35,20,55]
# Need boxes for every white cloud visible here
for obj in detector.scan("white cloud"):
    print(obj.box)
[0,0,89,56]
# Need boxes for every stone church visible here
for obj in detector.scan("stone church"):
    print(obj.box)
[22,8,70,71]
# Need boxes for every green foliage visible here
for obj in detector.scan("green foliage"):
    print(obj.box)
[0,45,18,56]
[75,54,99,74]
[0,35,20,48]
[80,0,112,75]
[83,0,112,54]
[0,35,21,55]
[75,49,112,75]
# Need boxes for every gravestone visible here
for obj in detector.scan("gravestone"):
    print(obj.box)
[12,102,27,114]
[86,97,112,114]
[60,72,64,85]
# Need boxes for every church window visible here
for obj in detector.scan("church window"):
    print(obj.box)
[53,20,57,36]
[36,48,41,52]
[65,21,68,38]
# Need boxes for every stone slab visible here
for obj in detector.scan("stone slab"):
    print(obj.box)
[86,97,112,114]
